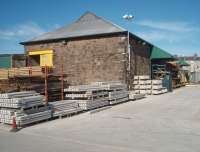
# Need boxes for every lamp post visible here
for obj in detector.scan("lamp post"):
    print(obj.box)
[123,14,134,89]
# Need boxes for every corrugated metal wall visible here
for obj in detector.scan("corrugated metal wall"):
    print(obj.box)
[0,55,12,68]
[190,72,200,82]
[0,54,26,68]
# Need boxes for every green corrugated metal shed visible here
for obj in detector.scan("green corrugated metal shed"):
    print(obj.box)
[151,46,174,60]
[0,54,12,68]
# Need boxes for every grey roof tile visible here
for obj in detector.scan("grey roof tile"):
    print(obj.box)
[22,12,126,43]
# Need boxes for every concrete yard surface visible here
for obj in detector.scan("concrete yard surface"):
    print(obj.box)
[1,85,200,152]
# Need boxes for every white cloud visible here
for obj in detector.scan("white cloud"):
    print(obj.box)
[0,22,46,40]
[135,31,166,41]
[136,20,199,33]
[135,30,200,55]
[135,30,187,43]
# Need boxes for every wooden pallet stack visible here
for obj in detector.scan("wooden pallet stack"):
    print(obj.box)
[91,81,129,105]
[0,91,51,126]
[49,100,83,118]
[134,75,168,95]
[64,85,109,110]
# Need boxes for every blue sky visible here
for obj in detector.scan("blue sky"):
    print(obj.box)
[0,0,199,56]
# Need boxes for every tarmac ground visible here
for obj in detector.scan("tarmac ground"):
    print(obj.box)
[1,85,200,152]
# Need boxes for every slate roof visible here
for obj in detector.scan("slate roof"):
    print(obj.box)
[21,12,126,44]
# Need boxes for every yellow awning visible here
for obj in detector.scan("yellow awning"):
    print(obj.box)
[28,50,53,55]
[28,50,53,67]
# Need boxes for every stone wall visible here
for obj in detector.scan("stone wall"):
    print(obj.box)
[24,35,127,85]
[24,34,151,86]
[129,36,151,88]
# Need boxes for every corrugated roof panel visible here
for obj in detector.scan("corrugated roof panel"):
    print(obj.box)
[151,46,174,60]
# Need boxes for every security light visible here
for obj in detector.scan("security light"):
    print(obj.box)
[122,14,134,21]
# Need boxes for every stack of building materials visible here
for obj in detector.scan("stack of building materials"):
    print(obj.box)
[151,80,168,95]
[91,81,129,105]
[49,100,82,118]
[0,74,68,102]
[64,85,109,110]
[128,91,146,100]
[0,79,18,93]
[134,75,152,95]
[134,75,168,95]
[0,66,43,80]
[28,75,68,102]
[0,91,51,126]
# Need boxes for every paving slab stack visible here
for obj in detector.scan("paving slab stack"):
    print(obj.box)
[49,100,83,118]
[151,80,168,95]
[0,91,51,126]
[91,81,129,105]
[128,91,146,100]
[64,85,109,110]
[134,75,168,95]
[134,75,151,95]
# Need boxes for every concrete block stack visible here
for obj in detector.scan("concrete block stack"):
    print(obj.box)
[129,91,146,100]
[0,91,51,126]
[64,85,109,110]
[134,75,168,95]
[151,80,168,95]
[91,81,129,105]
[134,75,151,95]
[49,100,83,118]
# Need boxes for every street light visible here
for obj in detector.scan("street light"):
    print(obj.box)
[123,14,134,89]
[122,14,134,21]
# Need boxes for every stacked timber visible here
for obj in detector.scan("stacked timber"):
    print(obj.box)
[0,79,18,93]
[0,66,44,80]
[28,75,68,102]
[64,84,109,110]
[134,75,168,95]
[0,91,51,126]
[0,75,68,102]
[91,81,129,105]
[49,100,82,118]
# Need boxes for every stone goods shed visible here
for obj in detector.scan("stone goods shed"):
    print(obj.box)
[21,12,152,87]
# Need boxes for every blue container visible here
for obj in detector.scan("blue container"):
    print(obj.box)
[163,73,173,92]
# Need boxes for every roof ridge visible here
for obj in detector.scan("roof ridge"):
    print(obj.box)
[21,11,126,44]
